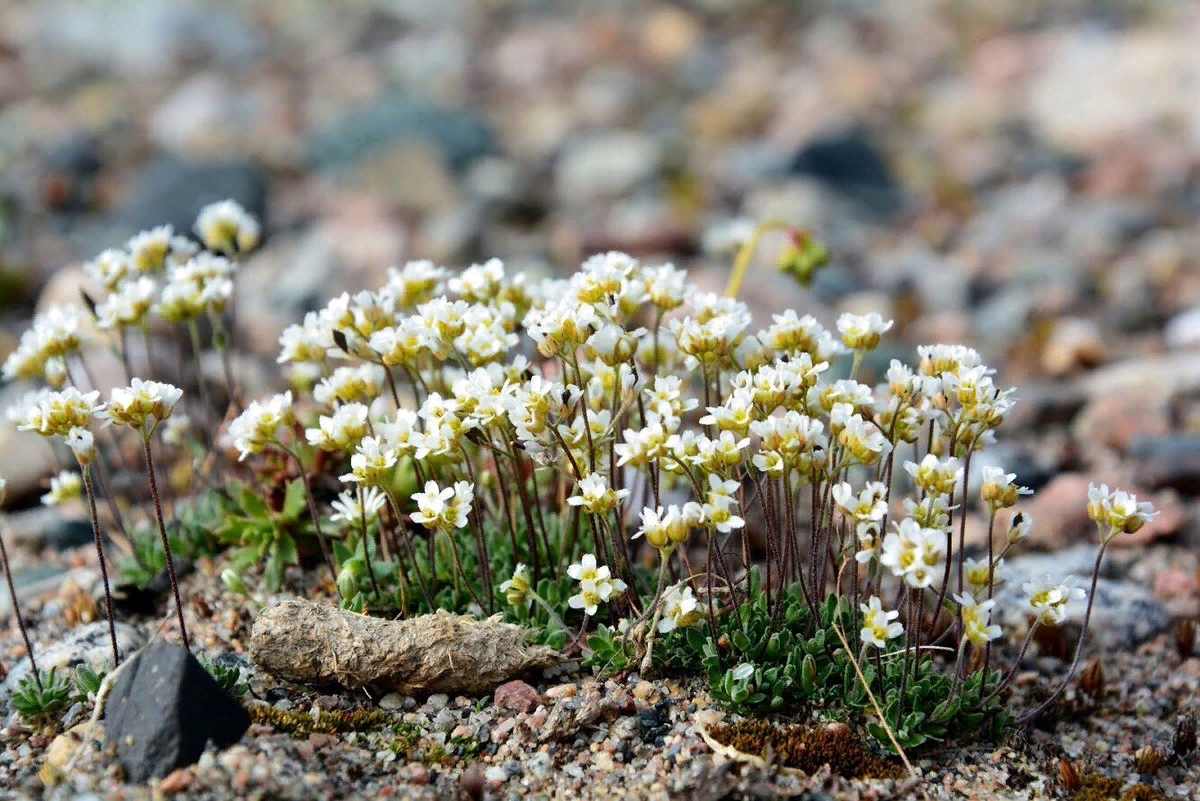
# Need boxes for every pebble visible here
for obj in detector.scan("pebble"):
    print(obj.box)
[484,764,507,788]
[378,693,405,710]
[527,751,553,779]
[544,683,578,700]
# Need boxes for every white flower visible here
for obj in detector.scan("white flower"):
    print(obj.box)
[41,470,82,506]
[1086,483,1156,541]
[904,454,962,497]
[17,387,101,438]
[568,578,621,616]
[954,593,1002,646]
[837,312,893,351]
[127,225,173,273]
[65,426,96,466]
[84,249,135,290]
[658,584,702,633]
[500,563,532,608]
[568,554,611,583]
[859,596,903,648]
[979,466,1031,511]
[567,473,629,515]
[226,392,294,460]
[329,487,387,525]
[341,436,399,487]
[409,480,473,533]
[306,403,370,452]
[195,199,260,254]
[837,411,892,466]
[96,277,157,329]
[100,378,183,433]
[1023,577,1084,626]
[1006,512,1033,544]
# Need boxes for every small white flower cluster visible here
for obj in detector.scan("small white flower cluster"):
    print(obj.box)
[2,200,259,394]
[566,554,627,616]
[212,242,1158,671]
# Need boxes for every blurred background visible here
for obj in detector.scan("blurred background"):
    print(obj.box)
[3,0,1200,368]
[0,0,1194,663]
[3,0,1200,523]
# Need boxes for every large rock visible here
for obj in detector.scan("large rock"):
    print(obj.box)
[104,640,250,782]
[115,158,267,241]
[307,96,492,173]
[995,546,1171,650]
[1129,434,1200,495]
[1,621,147,700]
[1014,472,1184,550]
[555,131,662,203]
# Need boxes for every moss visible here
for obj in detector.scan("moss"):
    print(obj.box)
[389,722,481,765]
[706,719,904,779]
[1071,773,1163,801]
[248,704,392,736]
[1119,785,1164,801]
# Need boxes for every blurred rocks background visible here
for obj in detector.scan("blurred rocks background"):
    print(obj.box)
[1,0,1199,615]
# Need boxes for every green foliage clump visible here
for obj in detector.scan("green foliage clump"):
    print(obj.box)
[219,479,312,591]
[651,582,1011,752]
[11,669,72,725]
[202,659,249,700]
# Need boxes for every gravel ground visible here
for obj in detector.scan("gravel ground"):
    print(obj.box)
[0,556,1195,800]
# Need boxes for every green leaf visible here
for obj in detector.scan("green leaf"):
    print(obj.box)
[731,630,752,654]
[265,550,286,591]
[237,483,268,518]
[282,478,307,520]
[800,654,817,696]
[929,697,960,724]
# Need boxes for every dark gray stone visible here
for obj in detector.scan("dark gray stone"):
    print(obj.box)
[116,158,266,239]
[789,131,899,213]
[307,96,493,173]
[104,640,250,782]
[1130,434,1200,494]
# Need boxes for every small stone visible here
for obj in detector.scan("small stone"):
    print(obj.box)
[527,751,553,779]
[1165,308,1200,350]
[158,768,192,794]
[484,764,507,788]
[40,721,101,787]
[632,681,655,702]
[556,132,661,203]
[378,693,405,710]
[104,640,250,782]
[494,679,541,714]
[544,683,577,700]
[426,693,449,712]
[1041,317,1107,376]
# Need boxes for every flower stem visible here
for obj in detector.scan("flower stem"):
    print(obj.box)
[142,438,189,651]
[0,525,44,690]
[81,466,121,667]
[278,445,336,577]
[1016,543,1108,724]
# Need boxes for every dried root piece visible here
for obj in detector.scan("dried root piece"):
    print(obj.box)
[249,599,561,695]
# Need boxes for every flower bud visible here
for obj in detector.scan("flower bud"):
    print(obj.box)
[221,568,250,597]
[337,568,360,600]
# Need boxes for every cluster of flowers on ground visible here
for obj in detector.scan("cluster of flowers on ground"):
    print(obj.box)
[0,202,1157,731]
[0,201,258,682]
